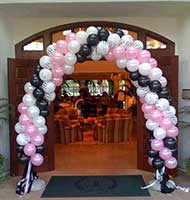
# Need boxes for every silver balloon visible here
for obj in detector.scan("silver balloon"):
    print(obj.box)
[15,122,25,134]
[63,64,74,75]
[39,56,52,69]
[126,59,140,72]
[116,58,128,69]
[136,86,150,98]
[107,33,121,48]
[28,105,40,118]
[46,44,56,56]
[42,81,56,94]
[133,80,139,88]
[163,106,176,118]
[64,52,77,65]
[149,68,163,80]
[145,92,159,105]
[170,116,178,125]
[159,76,167,87]
[76,31,88,44]
[133,40,144,49]
[22,94,36,106]
[144,113,150,120]
[86,26,98,35]
[68,40,81,54]
[155,98,169,111]
[139,63,152,76]
[146,119,159,131]
[90,47,102,61]
[39,69,52,81]
[24,82,35,94]
[44,92,56,102]
[97,41,110,56]
[120,35,133,48]
[153,127,166,140]
[38,125,48,135]
[33,116,46,128]
[16,134,30,146]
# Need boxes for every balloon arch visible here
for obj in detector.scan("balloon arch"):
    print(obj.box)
[15,26,178,195]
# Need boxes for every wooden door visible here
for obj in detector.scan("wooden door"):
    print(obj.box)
[137,56,178,174]
[8,58,55,176]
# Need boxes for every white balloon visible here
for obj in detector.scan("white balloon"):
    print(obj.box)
[126,59,140,72]
[107,33,121,48]
[144,113,150,120]
[145,92,159,105]
[139,63,152,76]
[63,64,74,75]
[23,94,36,106]
[163,106,176,118]
[64,52,77,65]
[38,125,48,135]
[149,68,163,80]
[33,116,46,128]
[46,44,56,56]
[76,31,88,44]
[39,69,52,81]
[68,40,81,53]
[39,56,52,69]
[153,127,167,140]
[86,26,98,35]
[42,81,56,94]
[44,92,56,102]
[146,119,159,131]
[16,134,30,146]
[116,58,128,69]
[133,81,139,88]
[133,40,144,49]
[170,116,178,125]
[97,41,109,55]
[90,47,102,61]
[155,98,169,111]
[120,35,133,48]
[137,86,150,98]
[28,106,40,118]
[24,82,35,94]
[159,76,167,87]
[15,122,25,134]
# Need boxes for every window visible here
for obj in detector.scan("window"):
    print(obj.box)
[23,38,44,51]
[146,36,167,49]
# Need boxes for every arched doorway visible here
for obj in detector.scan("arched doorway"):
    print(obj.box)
[8,21,178,176]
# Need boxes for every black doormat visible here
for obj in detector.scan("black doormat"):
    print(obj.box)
[41,175,150,198]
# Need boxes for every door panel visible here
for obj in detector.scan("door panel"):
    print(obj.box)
[8,58,55,176]
[137,56,178,175]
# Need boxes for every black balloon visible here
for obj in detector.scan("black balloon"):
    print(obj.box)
[76,53,86,63]
[158,87,170,98]
[30,75,43,87]
[146,129,154,137]
[138,76,150,87]
[16,145,24,153]
[168,95,174,105]
[36,145,45,154]
[34,65,42,75]
[87,34,99,46]
[79,44,91,57]
[148,149,159,158]
[36,99,49,110]
[115,29,124,38]
[164,137,177,149]
[171,148,178,157]
[33,88,45,100]
[152,157,165,169]
[40,109,49,117]
[150,80,162,92]
[129,71,140,81]
[97,28,109,41]
[18,153,30,164]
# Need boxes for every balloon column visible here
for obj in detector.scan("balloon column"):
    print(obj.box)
[15,26,178,195]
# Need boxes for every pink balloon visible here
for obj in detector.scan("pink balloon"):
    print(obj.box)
[160,117,173,130]
[125,46,139,59]
[141,103,155,114]
[166,126,179,138]
[112,46,125,59]
[52,66,64,78]
[31,134,44,146]
[56,40,68,54]
[18,103,28,114]
[138,50,151,63]
[105,50,114,61]
[52,77,63,86]
[151,139,164,151]
[165,157,178,169]
[24,143,36,156]
[150,109,163,123]
[148,157,153,166]
[149,58,158,68]
[51,51,65,65]
[25,124,38,137]
[19,114,32,126]
[159,147,172,160]
[31,153,44,166]
[140,97,145,103]
[65,32,76,43]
